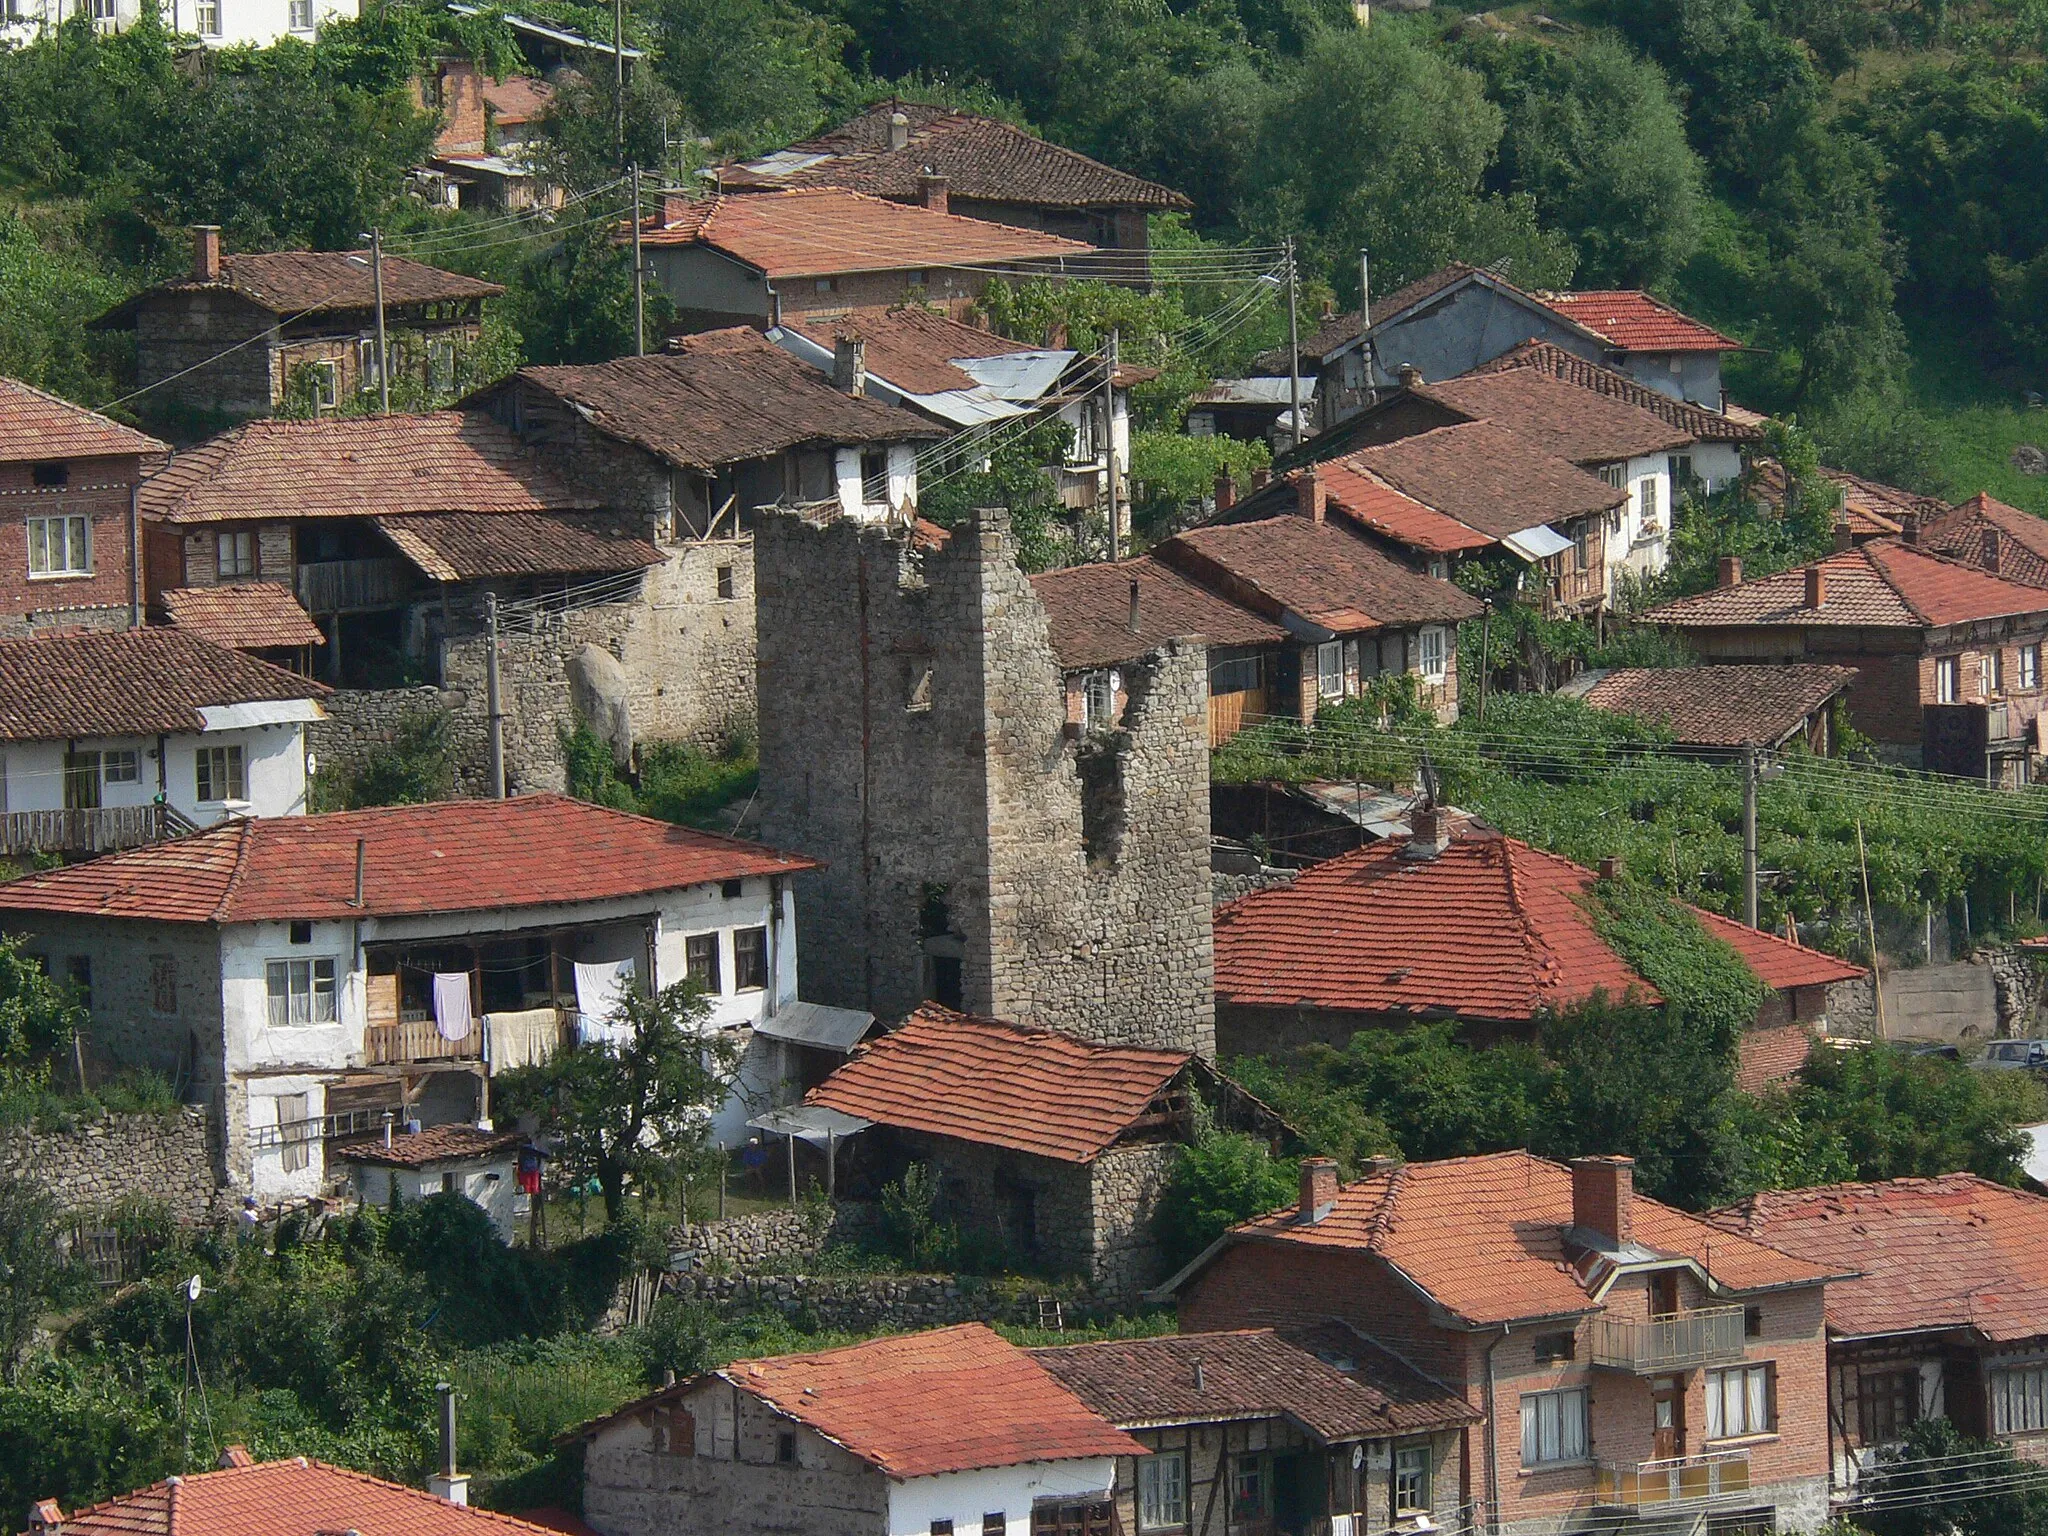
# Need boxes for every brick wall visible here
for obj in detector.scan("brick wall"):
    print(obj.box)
[0,459,143,632]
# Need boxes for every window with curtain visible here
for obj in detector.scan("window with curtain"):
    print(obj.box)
[1520,1388,1587,1466]
[1707,1364,1773,1439]
[277,1092,311,1173]
[266,958,337,1026]
[1992,1365,2048,1435]
[197,744,245,802]
[1138,1449,1186,1529]
[27,514,90,577]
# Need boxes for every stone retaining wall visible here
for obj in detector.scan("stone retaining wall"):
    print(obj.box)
[670,1201,882,1270]
[664,1271,1125,1333]
[0,1107,222,1223]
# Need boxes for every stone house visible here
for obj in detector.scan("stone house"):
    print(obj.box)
[1644,534,2048,784]
[333,1123,522,1239]
[1561,664,1861,760]
[635,188,1093,333]
[572,1323,1141,1536]
[1211,814,1868,1095]
[1032,1325,1480,1536]
[0,375,167,637]
[0,627,327,858]
[801,1005,1289,1293]
[92,227,502,430]
[1710,1174,2048,1504]
[0,794,818,1198]
[718,98,1190,253]
[752,504,1215,1054]
[1163,1153,1844,1535]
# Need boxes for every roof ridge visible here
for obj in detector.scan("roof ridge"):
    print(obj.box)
[208,818,264,923]
[1364,1163,1406,1252]
[1495,838,1570,1005]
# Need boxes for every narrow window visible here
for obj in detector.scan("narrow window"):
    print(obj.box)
[2023,645,2041,691]
[276,1091,311,1173]
[1230,1456,1268,1518]
[1417,626,1447,682]
[929,954,963,1012]
[1083,669,1117,728]
[860,448,888,503]
[63,750,102,810]
[1317,640,1344,700]
[1937,657,1960,705]
[1745,1305,1764,1339]
[1638,478,1660,528]
[150,955,179,1015]
[685,932,721,994]
[66,955,93,1009]
[1138,1449,1186,1530]
[312,360,340,410]
[1393,1445,1431,1515]
[715,564,734,600]
[732,926,768,991]
[776,1431,797,1465]
[1983,650,2003,697]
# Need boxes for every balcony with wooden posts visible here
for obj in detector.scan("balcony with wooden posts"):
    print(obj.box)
[297,557,408,614]
[0,804,192,857]
[1589,1305,1748,1374]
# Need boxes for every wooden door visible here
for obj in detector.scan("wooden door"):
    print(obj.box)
[1652,1376,1685,1461]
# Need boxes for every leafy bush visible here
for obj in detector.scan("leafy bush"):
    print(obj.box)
[321,709,454,809]
[876,1162,961,1271]
[1153,1133,1296,1270]
[562,725,759,831]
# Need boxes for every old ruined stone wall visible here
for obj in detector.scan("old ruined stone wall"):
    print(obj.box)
[0,1108,223,1222]
[666,1271,1121,1332]
[754,507,1214,1053]
[1088,1141,1181,1296]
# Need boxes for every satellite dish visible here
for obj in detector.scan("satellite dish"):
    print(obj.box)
[186,1274,203,1303]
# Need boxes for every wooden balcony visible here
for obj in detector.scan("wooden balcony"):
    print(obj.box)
[364,1013,481,1066]
[1589,1305,1747,1373]
[0,805,174,856]
[298,558,407,614]
[1595,1451,1751,1510]
[1207,687,1268,746]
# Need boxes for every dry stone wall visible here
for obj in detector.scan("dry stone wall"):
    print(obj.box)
[664,1271,1126,1332]
[0,1108,223,1223]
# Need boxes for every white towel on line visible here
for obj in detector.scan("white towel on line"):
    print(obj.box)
[485,1008,561,1072]
[574,958,637,1047]
[432,972,474,1041]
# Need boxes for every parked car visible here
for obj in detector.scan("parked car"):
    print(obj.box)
[1971,1039,2048,1072]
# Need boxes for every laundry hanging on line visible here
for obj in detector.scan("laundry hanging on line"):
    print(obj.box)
[432,972,474,1041]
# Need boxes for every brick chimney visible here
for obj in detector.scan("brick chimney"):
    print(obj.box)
[1397,362,1422,389]
[1598,855,1621,880]
[1214,471,1236,512]
[191,225,222,282]
[1805,566,1826,609]
[1295,469,1326,524]
[1833,520,1854,553]
[217,1446,255,1469]
[888,110,910,151]
[1717,555,1743,588]
[833,334,866,397]
[1298,1157,1339,1225]
[1984,526,2003,575]
[1402,807,1450,860]
[1571,1156,1634,1247]
[916,171,948,215]
[1900,510,1920,546]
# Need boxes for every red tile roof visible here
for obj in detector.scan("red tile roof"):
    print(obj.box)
[1710,1175,2048,1341]
[501,327,941,473]
[1647,538,2048,631]
[0,793,817,924]
[1748,462,1944,538]
[636,189,1093,276]
[160,584,325,651]
[38,1455,561,1536]
[1032,1325,1478,1440]
[332,1125,522,1169]
[1417,369,1694,465]
[96,251,501,327]
[1310,463,1497,556]
[0,626,327,741]
[1158,516,1484,633]
[1332,420,1624,538]
[1030,556,1289,670]
[805,1006,1190,1164]
[374,512,663,581]
[140,414,596,525]
[1213,827,1862,1022]
[1574,665,1860,749]
[0,376,167,463]
[1537,290,1741,354]
[1468,342,1761,445]
[784,304,1038,396]
[1922,492,2048,589]
[1213,1151,1833,1325]
[724,100,1188,211]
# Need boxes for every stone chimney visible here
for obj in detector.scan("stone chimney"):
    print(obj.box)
[1251,467,1270,491]
[29,1501,63,1536]
[1833,520,1854,553]
[1298,1157,1339,1225]
[1295,468,1326,525]
[1717,555,1743,588]
[1214,471,1236,512]
[661,191,691,226]
[1571,1156,1634,1248]
[916,171,948,215]
[1402,807,1450,860]
[1396,362,1422,389]
[888,110,910,151]
[1984,526,2003,575]
[1805,566,1826,609]
[833,334,866,397]
[1900,510,1920,546]
[191,225,222,282]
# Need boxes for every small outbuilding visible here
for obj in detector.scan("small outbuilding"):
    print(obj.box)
[332,1124,523,1238]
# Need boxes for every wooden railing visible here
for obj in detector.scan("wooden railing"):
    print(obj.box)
[0,805,170,856]
[297,558,407,614]
[364,1014,481,1066]
[1589,1305,1747,1373]
[1207,687,1268,746]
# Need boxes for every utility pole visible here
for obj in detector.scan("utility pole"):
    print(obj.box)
[631,162,646,356]
[1104,329,1123,560]
[613,0,626,169]
[369,227,389,416]
[1742,742,1760,928]
[1476,597,1491,724]
[486,591,506,799]
[1285,235,1303,446]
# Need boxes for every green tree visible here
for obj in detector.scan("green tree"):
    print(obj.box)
[1862,1417,2048,1536]
[1153,1132,1298,1270]
[0,1178,90,1379]
[1770,1044,2029,1186]
[648,0,852,155]
[493,981,739,1221]
[0,934,85,1104]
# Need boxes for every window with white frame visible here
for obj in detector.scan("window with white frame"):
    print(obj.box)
[26,514,90,577]
[1706,1363,1774,1439]
[192,0,218,33]
[2024,645,2042,692]
[357,336,383,391]
[311,360,340,410]
[428,337,456,394]
[1083,670,1117,729]
[1417,627,1447,682]
[1992,1365,2048,1435]
[1317,640,1344,700]
[196,744,245,802]
[265,957,337,1026]
[217,528,256,580]
[1937,657,1959,705]
[1138,1448,1187,1530]
[1393,1446,1432,1515]
[1520,1387,1588,1466]
[288,0,311,26]
[90,0,115,19]
[1599,464,1626,490]
[1984,650,2004,697]
[1638,477,1662,530]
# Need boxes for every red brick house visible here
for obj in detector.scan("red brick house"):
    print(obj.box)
[1710,1174,2048,1502]
[1161,1152,1842,1534]
[1211,817,1867,1092]
[1644,535,2048,784]
[0,376,168,637]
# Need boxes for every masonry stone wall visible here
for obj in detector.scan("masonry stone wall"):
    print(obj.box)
[670,1200,882,1270]
[0,1108,223,1223]
[665,1271,1122,1332]
[1088,1141,1181,1296]
[754,507,1214,1053]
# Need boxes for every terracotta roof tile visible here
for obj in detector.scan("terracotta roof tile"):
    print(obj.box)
[97,251,501,327]
[1537,291,1741,353]
[1709,1175,2048,1341]
[373,512,663,581]
[1030,556,1288,670]
[726,101,1188,211]
[1217,1151,1832,1325]
[501,327,941,472]
[0,376,166,462]
[480,74,553,126]
[1158,517,1483,632]
[1922,492,2048,589]
[1253,309,1362,375]
[1213,827,1861,1021]
[0,793,817,924]
[1416,370,1694,464]
[784,305,1037,396]
[1465,342,1762,445]
[140,414,596,524]
[1575,665,1860,749]
[0,626,326,740]
[1032,1326,1477,1440]
[1647,538,2048,631]
[332,1125,522,1169]
[805,1006,1190,1164]
[44,1455,560,1536]
[160,584,325,651]
[1310,463,1497,556]
[1749,462,1943,537]
[1325,421,1624,539]
[635,189,1092,275]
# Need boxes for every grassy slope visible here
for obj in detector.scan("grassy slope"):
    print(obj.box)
[1907,313,2048,514]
